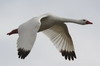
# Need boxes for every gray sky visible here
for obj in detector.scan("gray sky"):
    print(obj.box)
[0,0,100,66]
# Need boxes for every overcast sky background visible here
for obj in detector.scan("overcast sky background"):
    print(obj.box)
[0,0,100,66]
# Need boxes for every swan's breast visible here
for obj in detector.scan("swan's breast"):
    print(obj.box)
[38,16,57,32]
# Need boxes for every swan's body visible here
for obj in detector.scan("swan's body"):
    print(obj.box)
[7,13,92,60]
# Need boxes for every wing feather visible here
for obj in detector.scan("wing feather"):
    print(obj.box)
[17,18,41,59]
[43,23,76,60]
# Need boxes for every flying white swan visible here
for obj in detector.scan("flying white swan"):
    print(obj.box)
[7,13,93,60]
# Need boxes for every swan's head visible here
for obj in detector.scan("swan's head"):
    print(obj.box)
[79,19,93,25]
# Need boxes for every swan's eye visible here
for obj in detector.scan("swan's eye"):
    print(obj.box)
[83,19,86,21]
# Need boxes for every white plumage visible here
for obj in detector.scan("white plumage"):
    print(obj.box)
[17,17,41,59]
[7,13,93,60]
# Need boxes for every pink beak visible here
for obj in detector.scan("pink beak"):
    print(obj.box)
[86,21,93,24]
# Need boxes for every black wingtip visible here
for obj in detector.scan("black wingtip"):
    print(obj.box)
[60,50,76,61]
[18,48,30,59]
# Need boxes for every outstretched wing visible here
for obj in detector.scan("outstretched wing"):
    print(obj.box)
[43,24,76,60]
[17,18,41,59]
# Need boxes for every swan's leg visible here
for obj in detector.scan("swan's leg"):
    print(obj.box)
[7,29,18,35]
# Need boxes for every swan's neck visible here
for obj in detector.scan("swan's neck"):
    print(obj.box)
[56,17,81,24]
[58,17,80,24]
